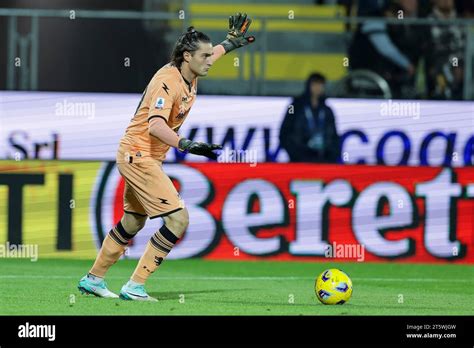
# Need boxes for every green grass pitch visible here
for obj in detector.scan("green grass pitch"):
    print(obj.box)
[0,258,472,315]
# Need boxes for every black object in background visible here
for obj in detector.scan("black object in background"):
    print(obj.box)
[0,0,171,92]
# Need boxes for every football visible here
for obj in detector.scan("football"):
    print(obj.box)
[315,268,353,305]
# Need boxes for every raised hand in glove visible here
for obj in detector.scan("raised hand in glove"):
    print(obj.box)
[220,12,256,53]
[178,138,223,160]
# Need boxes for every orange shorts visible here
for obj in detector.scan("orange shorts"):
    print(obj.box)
[117,160,184,219]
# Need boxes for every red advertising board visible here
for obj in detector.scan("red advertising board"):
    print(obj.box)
[111,164,474,263]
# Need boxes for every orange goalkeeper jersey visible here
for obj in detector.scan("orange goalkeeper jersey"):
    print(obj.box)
[117,63,197,163]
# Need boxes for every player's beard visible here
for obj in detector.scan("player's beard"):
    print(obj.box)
[198,67,209,77]
[189,67,206,78]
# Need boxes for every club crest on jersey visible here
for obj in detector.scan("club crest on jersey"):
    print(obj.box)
[155,98,165,109]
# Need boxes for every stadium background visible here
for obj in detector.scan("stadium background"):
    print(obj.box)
[0,0,473,316]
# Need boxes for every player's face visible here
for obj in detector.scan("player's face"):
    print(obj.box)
[189,42,214,77]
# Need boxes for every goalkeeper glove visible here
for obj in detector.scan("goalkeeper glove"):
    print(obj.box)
[220,12,256,53]
[178,138,223,160]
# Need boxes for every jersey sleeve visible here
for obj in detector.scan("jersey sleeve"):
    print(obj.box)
[147,77,178,123]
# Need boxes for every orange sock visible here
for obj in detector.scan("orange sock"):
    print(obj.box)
[131,225,179,284]
[89,221,135,278]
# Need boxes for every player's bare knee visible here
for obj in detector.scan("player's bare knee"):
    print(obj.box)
[121,212,147,235]
[163,208,189,237]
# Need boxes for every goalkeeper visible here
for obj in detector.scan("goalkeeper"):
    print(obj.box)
[78,13,255,301]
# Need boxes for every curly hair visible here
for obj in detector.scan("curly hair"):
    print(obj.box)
[170,26,211,68]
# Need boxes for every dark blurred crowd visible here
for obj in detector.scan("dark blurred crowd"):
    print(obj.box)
[281,0,472,163]
[342,0,471,99]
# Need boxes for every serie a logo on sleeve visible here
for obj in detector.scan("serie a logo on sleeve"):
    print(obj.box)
[155,98,165,109]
